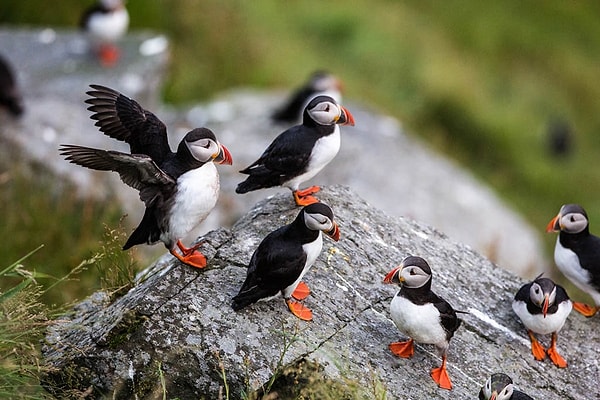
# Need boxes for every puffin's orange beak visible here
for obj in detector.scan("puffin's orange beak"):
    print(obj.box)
[325,222,340,242]
[215,144,233,165]
[383,266,402,284]
[542,294,550,318]
[546,214,560,233]
[338,106,355,126]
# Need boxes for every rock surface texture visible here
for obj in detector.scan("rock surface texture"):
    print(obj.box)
[42,186,598,400]
[0,28,547,277]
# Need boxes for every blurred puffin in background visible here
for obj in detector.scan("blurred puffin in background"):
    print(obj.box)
[80,0,129,67]
[271,70,344,124]
[0,54,24,117]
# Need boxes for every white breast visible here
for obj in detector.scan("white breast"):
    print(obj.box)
[284,128,340,191]
[282,234,323,298]
[87,8,129,43]
[512,299,572,335]
[163,163,219,244]
[554,239,600,305]
[389,294,448,348]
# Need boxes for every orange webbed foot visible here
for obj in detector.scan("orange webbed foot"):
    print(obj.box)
[528,330,546,361]
[293,186,321,206]
[548,332,568,368]
[572,302,599,317]
[430,356,452,390]
[170,242,207,269]
[292,281,310,301]
[98,44,120,67]
[286,299,313,321]
[388,339,414,358]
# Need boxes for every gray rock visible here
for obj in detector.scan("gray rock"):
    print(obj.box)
[42,186,598,400]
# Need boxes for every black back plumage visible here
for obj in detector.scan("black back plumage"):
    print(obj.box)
[236,96,337,193]
[514,276,570,316]
[0,54,24,116]
[231,205,326,311]
[80,2,111,29]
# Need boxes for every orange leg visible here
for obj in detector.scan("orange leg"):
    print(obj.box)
[527,330,546,361]
[572,302,599,317]
[389,338,414,358]
[430,354,453,390]
[171,240,207,269]
[292,281,310,300]
[97,44,120,67]
[547,332,567,368]
[286,299,313,321]
[292,186,321,206]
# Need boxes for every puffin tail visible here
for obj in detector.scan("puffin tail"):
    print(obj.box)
[235,166,280,194]
[123,209,160,250]
[231,286,271,311]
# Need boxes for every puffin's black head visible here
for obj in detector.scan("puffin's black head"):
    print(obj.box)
[303,95,355,127]
[529,274,558,318]
[546,203,588,234]
[300,202,340,241]
[479,373,514,400]
[179,127,233,165]
[307,70,343,93]
[383,256,432,288]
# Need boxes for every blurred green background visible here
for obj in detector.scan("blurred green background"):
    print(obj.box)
[2,0,600,304]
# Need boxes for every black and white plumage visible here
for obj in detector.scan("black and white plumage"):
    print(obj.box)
[80,0,129,66]
[546,203,600,317]
[479,373,533,400]
[271,70,343,123]
[383,256,461,390]
[236,95,354,206]
[512,274,572,368]
[231,203,340,321]
[0,54,24,116]
[60,84,232,269]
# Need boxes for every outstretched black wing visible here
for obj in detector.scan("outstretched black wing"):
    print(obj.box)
[59,144,175,206]
[85,84,171,165]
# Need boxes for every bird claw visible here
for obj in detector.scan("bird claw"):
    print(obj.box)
[170,246,207,269]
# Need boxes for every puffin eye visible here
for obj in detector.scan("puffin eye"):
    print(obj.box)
[409,268,416,275]
[570,216,575,222]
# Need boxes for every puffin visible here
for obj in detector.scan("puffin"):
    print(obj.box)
[231,202,340,321]
[271,70,343,123]
[546,203,600,317]
[479,373,533,400]
[0,54,24,116]
[236,95,354,206]
[383,256,462,390]
[512,274,572,368]
[60,84,232,269]
[80,0,129,66]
